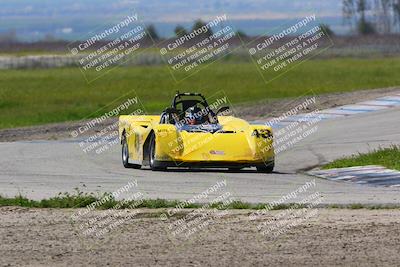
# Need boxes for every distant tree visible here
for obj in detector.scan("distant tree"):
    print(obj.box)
[319,24,335,36]
[0,29,17,43]
[43,33,57,42]
[356,0,371,34]
[174,25,187,37]
[357,20,376,34]
[235,30,248,38]
[145,24,159,40]
[342,0,400,34]
[391,0,400,31]
[192,20,213,37]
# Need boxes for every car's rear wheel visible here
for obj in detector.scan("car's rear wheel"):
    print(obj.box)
[256,161,274,173]
[149,134,167,171]
[122,135,141,169]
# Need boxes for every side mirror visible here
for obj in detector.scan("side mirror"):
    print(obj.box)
[216,106,230,115]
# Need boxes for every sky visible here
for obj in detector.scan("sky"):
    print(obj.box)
[0,0,347,41]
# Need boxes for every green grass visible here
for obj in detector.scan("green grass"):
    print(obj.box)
[1,192,399,210]
[0,192,299,210]
[0,51,71,56]
[323,145,400,171]
[1,57,400,129]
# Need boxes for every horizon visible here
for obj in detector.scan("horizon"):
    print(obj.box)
[0,0,348,41]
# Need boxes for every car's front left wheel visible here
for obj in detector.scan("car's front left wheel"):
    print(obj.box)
[122,135,141,169]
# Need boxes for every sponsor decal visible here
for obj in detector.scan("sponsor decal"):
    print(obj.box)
[210,150,225,155]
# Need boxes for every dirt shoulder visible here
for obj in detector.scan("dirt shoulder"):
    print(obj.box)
[0,207,399,266]
[1,87,399,142]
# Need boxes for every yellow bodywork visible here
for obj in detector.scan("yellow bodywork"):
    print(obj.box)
[119,115,274,167]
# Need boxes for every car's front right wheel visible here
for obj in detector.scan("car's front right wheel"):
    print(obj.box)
[256,161,274,173]
[149,134,167,171]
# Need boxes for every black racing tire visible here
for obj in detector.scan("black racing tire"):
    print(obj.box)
[256,161,274,173]
[149,134,167,171]
[122,135,141,169]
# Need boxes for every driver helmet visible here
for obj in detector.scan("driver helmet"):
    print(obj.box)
[185,106,202,125]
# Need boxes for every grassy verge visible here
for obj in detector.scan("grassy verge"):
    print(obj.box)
[323,145,400,171]
[0,51,71,56]
[0,192,300,210]
[1,57,400,129]
[0,192,399,210]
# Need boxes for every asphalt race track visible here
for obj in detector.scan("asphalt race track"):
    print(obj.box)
[1,107,400,205]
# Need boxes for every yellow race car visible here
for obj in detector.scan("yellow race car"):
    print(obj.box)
[119,92,274,172]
